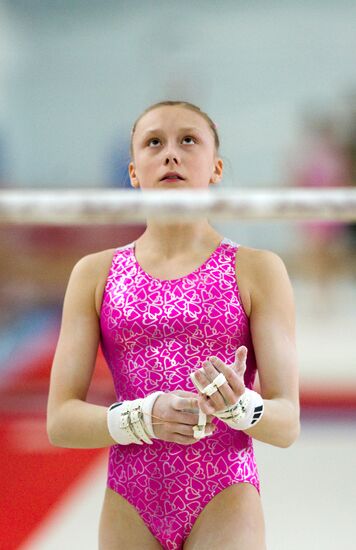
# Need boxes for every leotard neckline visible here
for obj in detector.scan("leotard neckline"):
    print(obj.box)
[131,237,230,283]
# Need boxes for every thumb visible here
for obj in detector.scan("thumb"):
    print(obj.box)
[233,346,248,375]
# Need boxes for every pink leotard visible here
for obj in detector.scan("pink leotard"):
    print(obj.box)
[100,237,260,550]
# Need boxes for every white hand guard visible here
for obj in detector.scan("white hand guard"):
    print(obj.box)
[214,388,264,430]
[190,369,264,431]
[107,391,164,445]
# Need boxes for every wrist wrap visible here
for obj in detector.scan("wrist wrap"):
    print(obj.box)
[107,391,164,445]
[190,369,264,431]
[214,388,264,430]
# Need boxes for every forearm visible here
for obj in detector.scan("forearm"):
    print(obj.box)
[47,399,116,449]
[242,397,300,448]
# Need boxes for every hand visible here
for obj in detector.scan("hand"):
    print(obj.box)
[194,346,248,415]
[152,390,216,445]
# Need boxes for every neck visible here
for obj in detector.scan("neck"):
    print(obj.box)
[136,219,222,258]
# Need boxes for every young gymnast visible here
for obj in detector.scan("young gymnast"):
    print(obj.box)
[47,100,300,550]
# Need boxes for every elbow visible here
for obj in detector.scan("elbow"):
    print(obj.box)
[278,418,301,448]
[47,413,67,448]
[46,419,61,447]
[47,430,62,448]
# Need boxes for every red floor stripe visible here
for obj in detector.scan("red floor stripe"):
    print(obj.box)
[1,413,105,550]
[1,342,114,550]
[300,385,356,409]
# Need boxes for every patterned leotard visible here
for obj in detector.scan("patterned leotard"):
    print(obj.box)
[99,237,260,550]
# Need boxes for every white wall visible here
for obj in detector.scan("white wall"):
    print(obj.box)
[1,0,355,249]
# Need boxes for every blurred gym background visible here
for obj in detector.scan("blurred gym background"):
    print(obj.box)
[0,1,355,549]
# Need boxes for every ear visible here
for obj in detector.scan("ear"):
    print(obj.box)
[128,162,140,188]
[210,157,223,184]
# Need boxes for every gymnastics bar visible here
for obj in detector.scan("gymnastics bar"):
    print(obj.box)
[0,188,356,225]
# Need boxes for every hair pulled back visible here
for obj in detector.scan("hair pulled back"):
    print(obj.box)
[130,100,220,160]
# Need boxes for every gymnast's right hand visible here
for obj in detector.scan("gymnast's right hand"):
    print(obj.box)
[152,390,216,445]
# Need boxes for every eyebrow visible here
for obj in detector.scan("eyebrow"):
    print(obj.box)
[142,127,202,138]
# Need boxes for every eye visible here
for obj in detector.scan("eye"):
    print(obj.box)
[147,138,161,147]
[147,135,197,147]
[182,136,196,144]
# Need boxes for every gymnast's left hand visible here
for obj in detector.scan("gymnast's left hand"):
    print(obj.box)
[195,346,248,415]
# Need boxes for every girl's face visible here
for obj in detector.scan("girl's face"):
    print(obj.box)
[129,106,223,191]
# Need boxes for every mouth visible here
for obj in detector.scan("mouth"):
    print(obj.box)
[160,172,185,182]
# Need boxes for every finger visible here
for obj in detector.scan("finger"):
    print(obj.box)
[179,405,215,426]
[172,390,197,397]
[173,391,198,411]
[197,392,216,415]
[194,361,224,414]
[198,361,233,409]
[207,357,243,403]
[174,395,200,413]
[207,355,226,371]
[209,355,235,405]
[179,422,216,438]
[233,346,248,375]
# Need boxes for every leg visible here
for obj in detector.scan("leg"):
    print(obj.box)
[183,483,266,550]
[99,487,163,550]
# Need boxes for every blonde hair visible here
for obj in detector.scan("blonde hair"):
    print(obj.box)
[130,100,220,160]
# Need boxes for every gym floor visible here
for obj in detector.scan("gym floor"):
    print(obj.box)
[2,276,355,550]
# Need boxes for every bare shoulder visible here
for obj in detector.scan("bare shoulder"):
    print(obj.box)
[69,248,117,316]
[70,248,115,281]
[235,245,290,315]
[237,245,286,274]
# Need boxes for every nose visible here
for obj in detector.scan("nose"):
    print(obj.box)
[164,154,179,165]
[163,143,180,165]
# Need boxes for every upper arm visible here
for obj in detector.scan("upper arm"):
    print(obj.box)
[47,254,102,418]
[249,250,299,410]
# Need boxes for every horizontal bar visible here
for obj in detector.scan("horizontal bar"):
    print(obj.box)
[0,187,356,225]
